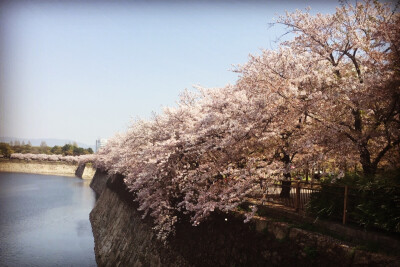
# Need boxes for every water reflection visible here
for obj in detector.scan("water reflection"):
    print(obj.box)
[0,172,97,266]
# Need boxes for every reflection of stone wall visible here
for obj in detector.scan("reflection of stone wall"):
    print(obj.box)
[0,160,78,177]
[90,172,400,266]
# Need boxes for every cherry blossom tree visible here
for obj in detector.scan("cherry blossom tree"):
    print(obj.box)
[10,153,96,164]
[93,0,400,240]
[235,0,400,177]
[273,0,400,176]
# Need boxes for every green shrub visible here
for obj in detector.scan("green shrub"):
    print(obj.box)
[303,246,318,259]
[306,170,400,233]
[352,182,400,233]
[0,143,13,158]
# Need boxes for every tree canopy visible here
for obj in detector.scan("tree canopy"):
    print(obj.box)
[94,0,400,240]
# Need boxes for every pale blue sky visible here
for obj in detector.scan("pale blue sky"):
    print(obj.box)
[0,0,346,146]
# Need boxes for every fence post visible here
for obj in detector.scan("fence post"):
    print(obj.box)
[343,185,348,225]
[295,181,300,212]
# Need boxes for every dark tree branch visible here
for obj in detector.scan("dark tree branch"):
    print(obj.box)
[373,138,400,168]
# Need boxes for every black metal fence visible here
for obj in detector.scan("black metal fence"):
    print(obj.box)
[262,181,351,224]
[261,180,400,233]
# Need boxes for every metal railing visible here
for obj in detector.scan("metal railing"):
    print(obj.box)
[262,181,352,225]
[254,179,400,236]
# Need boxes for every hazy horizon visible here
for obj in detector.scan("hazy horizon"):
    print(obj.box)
[0,0,353,145]
[0,136,94,148]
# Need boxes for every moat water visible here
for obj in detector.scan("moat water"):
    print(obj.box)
[0,172,96,266]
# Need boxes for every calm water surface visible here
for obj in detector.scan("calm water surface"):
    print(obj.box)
[0,172,97,266]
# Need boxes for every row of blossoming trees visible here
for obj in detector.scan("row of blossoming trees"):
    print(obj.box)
[94,0,400,240]
[10,153,96,165]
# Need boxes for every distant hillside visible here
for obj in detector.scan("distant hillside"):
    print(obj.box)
[0,137,94,150]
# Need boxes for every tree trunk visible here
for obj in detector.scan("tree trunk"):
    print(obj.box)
[305,167,309,182]
[280,157,292,198]
[358,142,376,177]
[352,109,377,177]
[280,179,292,198]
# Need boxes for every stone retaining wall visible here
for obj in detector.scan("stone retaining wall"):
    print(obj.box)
[82,164,96,179]
[89,169,110,196]
[75,163,96,180]
[89,171,399,266]
[0,159,95,179]
[0,160,78,177]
